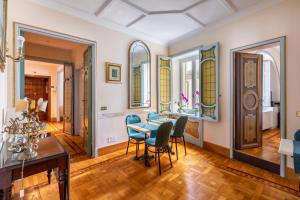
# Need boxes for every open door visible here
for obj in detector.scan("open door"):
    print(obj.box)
[84,47,93,156]
[235,52,263,150]
[63,63,74,135]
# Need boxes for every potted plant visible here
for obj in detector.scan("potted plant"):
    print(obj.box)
[176,92,189,113]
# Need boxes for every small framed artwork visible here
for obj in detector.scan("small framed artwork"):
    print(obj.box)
[106,62,122,83]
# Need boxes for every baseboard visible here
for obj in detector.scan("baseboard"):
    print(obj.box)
[97,141,128,156]
[49,117,57,122]
[203,141,230,158]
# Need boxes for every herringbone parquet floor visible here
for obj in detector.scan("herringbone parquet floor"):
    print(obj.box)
[11,140,300,200]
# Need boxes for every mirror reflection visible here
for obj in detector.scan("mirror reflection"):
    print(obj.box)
[129,41,151,108]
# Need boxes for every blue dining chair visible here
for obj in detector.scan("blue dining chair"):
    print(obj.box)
[147,112,160,121]
[170,116,188,160]
[125,114,145,158]
[294,129,300,141]
[145,122,173,175]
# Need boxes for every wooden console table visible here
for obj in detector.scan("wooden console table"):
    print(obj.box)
[0,136,69,200]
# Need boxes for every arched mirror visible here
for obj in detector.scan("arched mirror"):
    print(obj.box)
[128,40,151,108]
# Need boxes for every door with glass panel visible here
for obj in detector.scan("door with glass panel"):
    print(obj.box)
[63,63,74,135]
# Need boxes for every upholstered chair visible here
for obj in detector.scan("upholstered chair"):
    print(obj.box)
[125,115,145,158]
[170,116,188,160]
[145,122,173,175]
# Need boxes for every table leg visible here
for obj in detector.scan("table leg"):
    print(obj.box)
[0,171,12,200]
[58,156,69,200]
[0,186,12,200]
[58,168,68,200]
[47,169,52,184]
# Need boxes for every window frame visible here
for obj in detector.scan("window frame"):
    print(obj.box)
[179,55,199,113]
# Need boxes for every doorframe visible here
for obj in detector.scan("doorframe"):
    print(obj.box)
[14,22,97,157]
[229,36,286,177]
[24,75,51,121]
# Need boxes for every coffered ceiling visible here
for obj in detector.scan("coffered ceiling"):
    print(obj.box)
[28,0,281,45]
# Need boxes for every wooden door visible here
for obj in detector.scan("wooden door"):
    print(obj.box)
[235,52,263,150]
[24,76,50,121]
[63,63,74,135]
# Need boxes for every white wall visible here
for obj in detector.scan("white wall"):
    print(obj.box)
[6,0,168,152]
[169,0,300,167]
[0,61,8,130]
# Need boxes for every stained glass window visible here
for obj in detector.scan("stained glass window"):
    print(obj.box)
[199,43,219,121]
[158,57,171,113]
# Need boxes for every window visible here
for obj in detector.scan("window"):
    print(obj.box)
[157,43,219,121]
[180,56,198,112]
[158,56,172,113]
[199,43,219,121]
[263,60,271,107]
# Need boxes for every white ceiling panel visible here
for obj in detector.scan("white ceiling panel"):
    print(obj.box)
[127,0,200,11]
[131,14,200,41]
[101,2,144,26]
[231,0,261,10]
[31,0,282,44]
[53,0,107,14]
[188,0,230,24]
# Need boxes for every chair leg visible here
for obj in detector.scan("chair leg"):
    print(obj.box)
[158,150,161,175]
[135,143,138,158]
[155,148,157,162]
[126,140,130,155]
[175,138,178,160]
[183,136,187,156]
[168,147,173,168]
[171,137,174,151]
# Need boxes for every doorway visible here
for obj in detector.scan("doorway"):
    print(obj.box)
[25,75,51,121]
[15,23,96,157]
[231,37,286,176]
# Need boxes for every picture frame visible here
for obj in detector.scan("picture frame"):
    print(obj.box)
[106,62,122,83]
[0,0,7,72]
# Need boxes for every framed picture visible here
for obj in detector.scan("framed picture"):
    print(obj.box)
[0,0,7,72]
[106,62,122,83]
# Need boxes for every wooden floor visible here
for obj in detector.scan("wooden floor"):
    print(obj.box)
[11,140,300,200]
[45,122,86,158]
[237,128,280,164]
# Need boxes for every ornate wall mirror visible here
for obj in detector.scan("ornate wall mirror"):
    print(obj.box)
[128,40,151,108]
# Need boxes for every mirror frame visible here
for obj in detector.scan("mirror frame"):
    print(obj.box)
[0,0,7,73]
[128,40,151,109]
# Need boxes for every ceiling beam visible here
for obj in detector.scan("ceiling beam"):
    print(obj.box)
[121,0,149,15]
[126,14,146,27]
[183,0,208,12]
[185,13,206,28]
[217,0,237,13]
[94,0,116,17]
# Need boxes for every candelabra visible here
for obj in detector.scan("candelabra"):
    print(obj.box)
[3,98,48,160]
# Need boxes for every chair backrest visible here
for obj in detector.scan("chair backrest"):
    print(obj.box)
[147,112,160,121]
[295,129,300,141]
[173,116,188,137]
[155,122,173,148]
[125,114,141,135]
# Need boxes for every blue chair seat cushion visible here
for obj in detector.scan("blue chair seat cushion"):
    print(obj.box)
[129,131,145,140]
[146,138,156,146]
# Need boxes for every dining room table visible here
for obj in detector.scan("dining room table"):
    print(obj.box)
[126,122,159,166]
[149,118,177,126]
